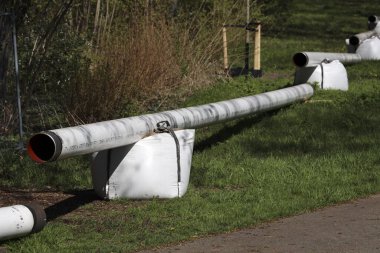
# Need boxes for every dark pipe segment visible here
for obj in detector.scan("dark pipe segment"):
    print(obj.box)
[368,15,378,30]
[24,203,47,233]
[293,52,308,67]
[27,132,62,163]
[368,15,378,23]
[349,36,360,46]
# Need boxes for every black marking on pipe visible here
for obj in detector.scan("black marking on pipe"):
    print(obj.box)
[209,104,220,121]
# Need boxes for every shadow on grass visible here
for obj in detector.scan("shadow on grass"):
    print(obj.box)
[240,137,376,158]
[191,111,281,188]
[195,109,282,153]
[238,104,380,158]
[227,67,262,78]
[45,190,99,222]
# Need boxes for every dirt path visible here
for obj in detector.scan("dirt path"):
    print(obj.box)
[139,194,380,253]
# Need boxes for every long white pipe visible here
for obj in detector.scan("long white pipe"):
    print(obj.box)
[28,84,314,163]
[293,52,362,67]
[0,204,46,241]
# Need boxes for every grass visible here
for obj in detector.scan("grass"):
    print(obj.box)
[2,0,380,252]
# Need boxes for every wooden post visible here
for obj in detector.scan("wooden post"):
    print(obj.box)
[244,0,250,77]
[11,13,24,146]
[253,23,262,77]
[222,26,229,72]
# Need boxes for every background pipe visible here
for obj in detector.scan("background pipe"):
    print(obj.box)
[293,52,362,67]
[368,15,379,30]
[0,203,46,241]
[28,84,314,163]
[349,30,377,46]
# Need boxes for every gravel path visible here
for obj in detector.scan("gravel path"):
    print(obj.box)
[140,194,380,253]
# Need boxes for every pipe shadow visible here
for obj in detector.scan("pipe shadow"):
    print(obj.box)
[227,67,261,77]
[44,189,99,222]
[195,109,282,153]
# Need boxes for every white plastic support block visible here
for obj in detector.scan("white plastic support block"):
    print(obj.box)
[294,60,348,91]
[356,36,380,60]
[91,129,195,199]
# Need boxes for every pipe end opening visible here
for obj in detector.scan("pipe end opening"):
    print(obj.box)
[368,15,377,23]
[293,53,308,67]
[27,133,59,163]
[349,36,360,46]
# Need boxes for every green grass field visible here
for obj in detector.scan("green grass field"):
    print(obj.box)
[2,0,380,252]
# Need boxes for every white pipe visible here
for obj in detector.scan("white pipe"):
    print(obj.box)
[0,204,46,241]
[293,52,362,67]
[349,30,377,46]
[28,84,314,163]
